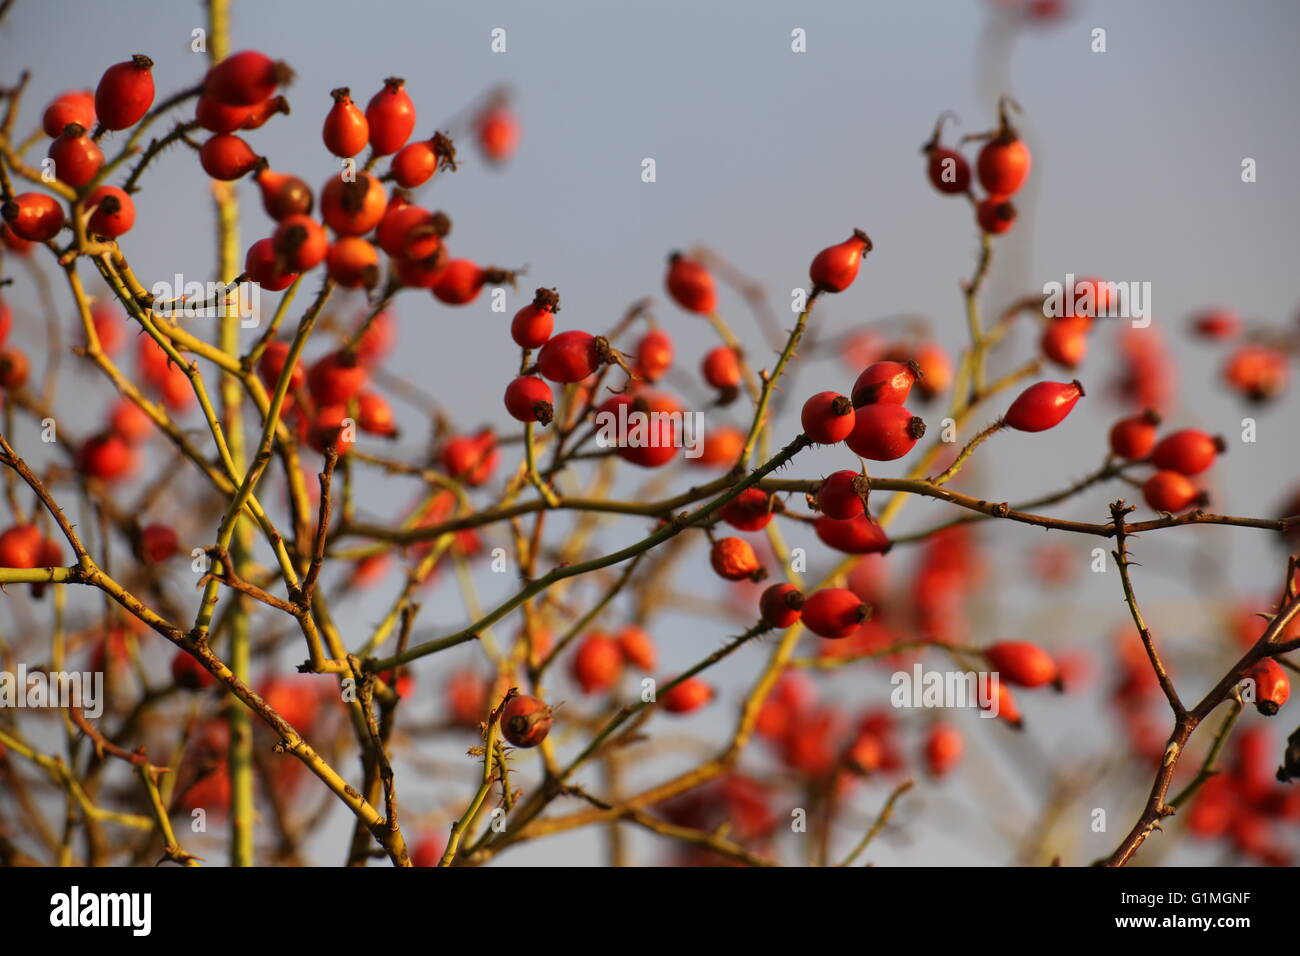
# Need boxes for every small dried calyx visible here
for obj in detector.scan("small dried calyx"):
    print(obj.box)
[95,194,122,216]
[431,131,458,171]
[428,210,452,238]
[338,177,374,212]
[532,287,560,312]
[714,384,741,407]
[271,61,296,88]
[920,110,959,154]
[993,95,1023,143]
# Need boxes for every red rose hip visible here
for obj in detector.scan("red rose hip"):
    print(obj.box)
[616,626,657,671]
[1003,380,1084,432]
[365,78,416,155]
[922,113,970,195]
[801,391,855,444]
[985,641,1060,690]
[976,99,1032,196]
[976,197,1017,235]
[814,514,892,554]
[86,186,135,237]
[759,583,804,628]
[1142,470,1203,513]
[199,134,261,181]
[503,375,554,424]
[1247,659,1289,716]
[3,193,65,242]
[801,588,870,638]
[255,166,314,221]
[925,723,964,777]
[320,173,387,237]
[511,288,559,349]
[710,536,763,582]
[322,88,369,157]
[47,124,103,187]
[718,488,773,532]
[501,694,554,747]
[817,470,866,520]
[537,330,602,383]
[635,328,674,382]
[571,632,623,694]
[665,252,716,314]
[0,524,42,568]
[272,215,328,272]
[851,360,921,407]
[1151,428,1224,476]
[845,403,926,460]
[205,51,291,107]
[1109,410,1160,460]
[42,90,95,139]
[95,55,155,130]
[140,523,179,562]
[660,677,714,714]
[809,229,872,293]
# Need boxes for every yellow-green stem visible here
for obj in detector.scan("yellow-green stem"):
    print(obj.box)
[206,0,253,869]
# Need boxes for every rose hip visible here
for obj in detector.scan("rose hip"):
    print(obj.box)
[801,588,870,638]
[809,229,872,293]
[665,252,716,314]
[801,391,856,444]
[845,403,926,460]
[851,360,921,407]
[1003,380,1084,433]
[817,470,866,520]
[503,375,554,424]
[501,694,554,747]
[760,583,804,628]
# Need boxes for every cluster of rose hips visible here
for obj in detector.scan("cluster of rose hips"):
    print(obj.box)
[1186,725,1298,866]
[797,358,1084,561]
[757,672,968,782]
[567,626,713,715]
[497,254,745,472]
[6,49,525,467]
[1105,415,1226,514]
[911,526,984,647]
[170,674,330,815]
[760,573,1066,730]
[922,97,1032,235]
[60,616,331,819]
[1187,306,1294,404]
[3,55,164,246]
[640,226,1095,754]
[1105,621,1289,774]
[1037,276,1116,371]
[0,48,536,801]
[0,333,182,585]
[648,676,964,862]
[256,323,401,457]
